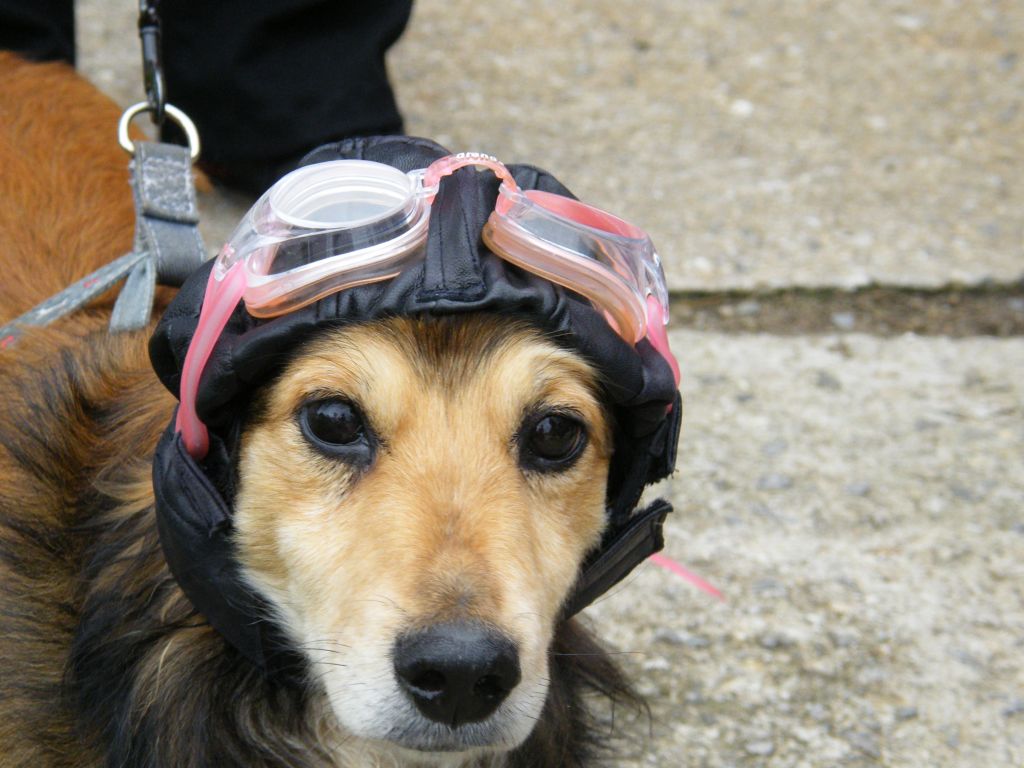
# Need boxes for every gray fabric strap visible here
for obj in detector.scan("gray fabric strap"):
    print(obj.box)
[0,251,147,347]
[111,141,205,331]
[109,254,158,331]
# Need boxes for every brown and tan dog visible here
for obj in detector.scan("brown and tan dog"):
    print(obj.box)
[0,53,637,767]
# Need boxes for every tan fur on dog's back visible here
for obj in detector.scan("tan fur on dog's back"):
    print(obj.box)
[0,51,182,328]
[0,52,135,322]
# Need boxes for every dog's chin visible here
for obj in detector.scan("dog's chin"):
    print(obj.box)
[342,703,534,754]
[375,731,504,762]
[325,685,541,763]
[380,716,521,755]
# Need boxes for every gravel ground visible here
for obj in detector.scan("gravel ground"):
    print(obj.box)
[69,2,1024,766]
[589,330,1024,767]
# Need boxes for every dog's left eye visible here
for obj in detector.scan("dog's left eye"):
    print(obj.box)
[299,398,373,461]
[519,412,587,472]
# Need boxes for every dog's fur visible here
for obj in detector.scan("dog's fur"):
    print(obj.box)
[0,54,638,767]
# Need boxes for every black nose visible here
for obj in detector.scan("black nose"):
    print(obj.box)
[393,622,521,728]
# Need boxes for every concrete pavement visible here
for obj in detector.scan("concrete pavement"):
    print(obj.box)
[78,0,1024,292]
[388,0,1024,291]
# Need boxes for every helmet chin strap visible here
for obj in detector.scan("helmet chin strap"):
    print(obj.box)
[562,498,673,619]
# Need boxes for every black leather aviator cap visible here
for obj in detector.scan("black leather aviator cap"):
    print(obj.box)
[149,135,682,672]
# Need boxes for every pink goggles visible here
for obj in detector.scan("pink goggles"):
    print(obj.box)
[177,153,678,458]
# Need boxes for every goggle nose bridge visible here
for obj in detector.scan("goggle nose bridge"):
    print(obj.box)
[422,152,520,196]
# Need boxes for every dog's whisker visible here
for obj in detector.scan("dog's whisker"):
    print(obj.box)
[297,647,346,656]
[296,642,349,652]
[309,660,348,669]
[551,650,643,657]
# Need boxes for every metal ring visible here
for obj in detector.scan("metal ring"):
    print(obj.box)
[118,102,201,162]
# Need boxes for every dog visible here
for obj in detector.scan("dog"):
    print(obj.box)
[0,53,642,766]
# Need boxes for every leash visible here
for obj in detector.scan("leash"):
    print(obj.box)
[0,1,205,347]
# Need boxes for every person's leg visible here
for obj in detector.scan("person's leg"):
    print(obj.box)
[0,0,75,65]
[161,0,414,193]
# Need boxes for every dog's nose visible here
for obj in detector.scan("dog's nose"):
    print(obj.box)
[393,622,521,727]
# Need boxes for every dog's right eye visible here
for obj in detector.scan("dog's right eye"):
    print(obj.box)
[299,398,373,460]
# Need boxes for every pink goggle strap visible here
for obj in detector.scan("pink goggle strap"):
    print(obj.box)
[175,262,248,459]
[423,153,519,195]
[649,553,724,600]
[646,295,680,387]
[524,196,680,387]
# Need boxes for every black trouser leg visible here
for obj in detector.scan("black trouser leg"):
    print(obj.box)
[160,0,413,179]
[0,0,75,65]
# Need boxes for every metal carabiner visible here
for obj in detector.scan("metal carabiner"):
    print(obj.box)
[138,0,165,127]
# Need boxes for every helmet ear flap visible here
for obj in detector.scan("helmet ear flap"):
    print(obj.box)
[648,390,683,484]
[152,424,267,667]
[604,389,681,527]
[573,388,679,618]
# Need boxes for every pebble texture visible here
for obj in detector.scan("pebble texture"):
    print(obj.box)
[78,0,1023,290]
[587,330,1024,766]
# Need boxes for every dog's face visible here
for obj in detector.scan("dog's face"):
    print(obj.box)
[233,316,611,759]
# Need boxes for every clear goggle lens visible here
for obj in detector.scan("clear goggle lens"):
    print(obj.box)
[483,186,670,343]
[215,161,431,316]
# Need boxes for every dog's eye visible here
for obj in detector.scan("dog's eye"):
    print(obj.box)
[299,398,371,457]
[520,413,587,472]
